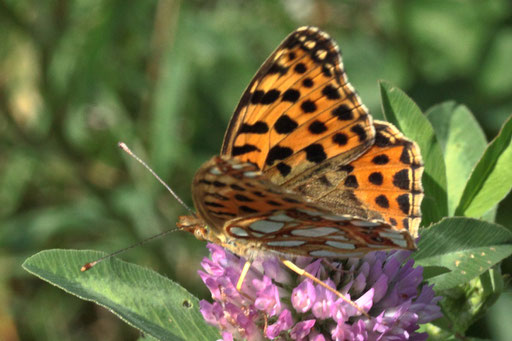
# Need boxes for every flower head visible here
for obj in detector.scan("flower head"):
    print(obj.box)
[199,243,442,340]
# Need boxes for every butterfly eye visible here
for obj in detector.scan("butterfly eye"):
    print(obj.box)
[194,227,207,240]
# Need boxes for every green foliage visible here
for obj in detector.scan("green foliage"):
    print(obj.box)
[414,218,512,290]
[426,102,488,215]
[380,81,448,225]
[455,116,512,218]
[1,1,511,340]
[23,250,220,341]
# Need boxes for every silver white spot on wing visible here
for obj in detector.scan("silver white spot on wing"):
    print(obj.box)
[243,171,259,178]
[270,213,295,222]
[326,241,356,250]
[229,227,248,237]
[329,235,349,241]
[291,227,338,237]
[250,220,284,233]
[351,220,382,227]
[209,167,221,175]
[267,240,306,247]
[323,214,351,222]
[231,163,245,170]
[379,231,408,248]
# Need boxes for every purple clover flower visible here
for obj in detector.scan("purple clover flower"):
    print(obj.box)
[199,243,442,340]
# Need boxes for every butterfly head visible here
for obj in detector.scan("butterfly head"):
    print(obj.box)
[177,214,227,246]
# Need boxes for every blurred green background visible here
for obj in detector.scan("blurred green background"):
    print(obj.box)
[1,0,511,340]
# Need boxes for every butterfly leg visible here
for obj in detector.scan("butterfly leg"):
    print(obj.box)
[281,259,370,319]
[236,260,270,332]
[236,260,252,291]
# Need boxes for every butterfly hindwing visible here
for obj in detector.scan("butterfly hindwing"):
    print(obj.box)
[221,26,375,185]
[191,157,415,256]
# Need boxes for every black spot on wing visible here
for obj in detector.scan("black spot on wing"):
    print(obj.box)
[400,144,412,164]
[267,63,289,75]
[282,89,300,103]
[274,115,298,134]
[266,200,281,206]
[230,184,245,191]
[276,162,291,177]
[252,191,265,197]
[322,84,341,100]
[235,194,253,202]
[204,201,224,208]
[294,63,307,73]
[301,100,317,113]
[232,144,260,156]
[318,175,332,186]
[350,125,367,142]
[375,131,391,147]
[251,90,264,104]
[212,181,226,188]
[261,89,281,104]
[308,120,327,134]
[266,146,293,165]
[239,121,269,134]
[344,175,359,188]
[322,65,332,77]
[369,172,383,185]
[375,195,389,208]
[304,144,327,163]
[303,78,314,88]
[396,194,410,214]
[338,164,354,173]
[331,104,353,121]
[393,169,410,190]
[333,133,348,146]
[372,154,389,165]
[240,205,258,213]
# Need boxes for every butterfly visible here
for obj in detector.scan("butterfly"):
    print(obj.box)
[177,26,423,313]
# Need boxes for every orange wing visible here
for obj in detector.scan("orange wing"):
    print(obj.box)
[284,121,424,237]
[221,27,374,185]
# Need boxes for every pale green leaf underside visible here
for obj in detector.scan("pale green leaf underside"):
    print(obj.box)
[425,101,487,215]
[455,116,512,218]
[23,249,219,341]
[413,218,512,290]
[379,81,448,225]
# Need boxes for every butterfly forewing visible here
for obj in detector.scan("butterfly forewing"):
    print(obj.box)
[221,27,375,185]
[283,121,424,237]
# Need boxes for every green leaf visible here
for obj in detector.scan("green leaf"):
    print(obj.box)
[380,81,448,224]
[426,102,487,215]
[437,270,504,336]
[22,250,220,341]
[455,116,512,218]
[413,217,512,290]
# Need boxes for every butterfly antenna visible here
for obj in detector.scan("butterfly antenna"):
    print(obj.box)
[118,142,195,215]
[81,228,179,271]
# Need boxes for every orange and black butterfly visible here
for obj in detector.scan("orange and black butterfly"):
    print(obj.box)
[177,26,423,284]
